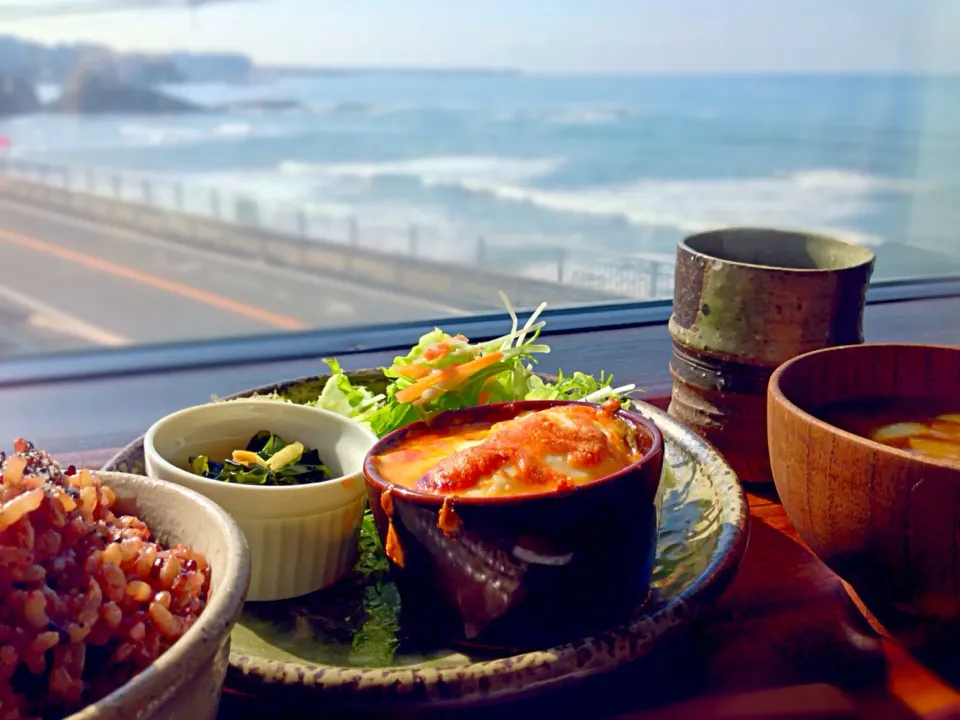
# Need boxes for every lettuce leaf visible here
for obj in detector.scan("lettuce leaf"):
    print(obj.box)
[315,358,384,422]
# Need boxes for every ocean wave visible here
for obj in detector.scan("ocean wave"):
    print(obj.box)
[118,121,280,148]
[213,122,253,137]
[119,124,207,146]
[548,107,631,126]
[304,101,400,117]
[783,169,923,193]
[278,155,565,186]
[434,168,918,245]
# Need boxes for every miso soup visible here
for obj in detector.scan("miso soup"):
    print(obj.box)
[815,396,960,462]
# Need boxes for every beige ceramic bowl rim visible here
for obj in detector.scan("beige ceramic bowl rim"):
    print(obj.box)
[681,226,876,274]
[143,399,378,497]
[769,342,960,472]
[68,471,250,719]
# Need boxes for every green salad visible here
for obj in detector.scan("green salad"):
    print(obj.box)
[245,296,637,558]
[253,296,636,436]
[189,430,333,486]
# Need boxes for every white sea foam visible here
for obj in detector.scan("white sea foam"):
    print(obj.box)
[304,101,398,117]
[428,168,920,245]
[119,124,207,146]
[214,161,909,256]
[213,122,252,137]
[116,121,284,148]
[278,155,565,186]
[548,107,630,126]
[275,159,911,245]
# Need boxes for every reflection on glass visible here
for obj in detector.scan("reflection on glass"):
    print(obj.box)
[0,0,957,357]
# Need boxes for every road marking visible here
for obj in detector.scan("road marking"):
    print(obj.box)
[0,228,308,331]
[0,198,469,316]
[0,284,130,347]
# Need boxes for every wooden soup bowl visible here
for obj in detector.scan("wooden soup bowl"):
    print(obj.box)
[362,400,665,650]
[768,343,960,647]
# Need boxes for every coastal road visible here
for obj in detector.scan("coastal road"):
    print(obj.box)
[0,198,466,355]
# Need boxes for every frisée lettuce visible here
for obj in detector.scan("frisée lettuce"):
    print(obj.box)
[311,295,637,438]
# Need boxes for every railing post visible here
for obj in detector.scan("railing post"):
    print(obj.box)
[297,209,308,237]
[173,182,183,211]
[348,217,359,246]
[650,261,660,298]
[556,247,566,284]
[86,169,96,192]
[235,197,260,227]
[142,180,152,205]
[476,236,487,266]
[408,224,418,256]
[112,175,122,198]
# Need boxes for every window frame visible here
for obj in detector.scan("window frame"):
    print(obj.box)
[0,275,958,389]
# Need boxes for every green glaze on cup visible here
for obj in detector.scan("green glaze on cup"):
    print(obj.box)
[103,370,748,711]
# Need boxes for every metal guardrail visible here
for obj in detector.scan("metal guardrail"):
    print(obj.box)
[0,157,675,301]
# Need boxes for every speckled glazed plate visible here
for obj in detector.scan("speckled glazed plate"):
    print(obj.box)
[103,370,749,710]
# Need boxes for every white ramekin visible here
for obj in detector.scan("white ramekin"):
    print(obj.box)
[143,399,377,601]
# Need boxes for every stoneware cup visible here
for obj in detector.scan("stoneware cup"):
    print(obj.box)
[768,343,960,648]
[73,471,250,720]
[362,400,665,650]
[668,227,875,483]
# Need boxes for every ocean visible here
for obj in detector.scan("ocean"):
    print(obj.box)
[3,73,960,292]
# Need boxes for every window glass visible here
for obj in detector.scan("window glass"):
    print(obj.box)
[0,0,957,357]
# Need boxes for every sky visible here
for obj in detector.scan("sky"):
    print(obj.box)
[2,0,960,74]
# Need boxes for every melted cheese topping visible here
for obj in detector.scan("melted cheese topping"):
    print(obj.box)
[372,399,644,498]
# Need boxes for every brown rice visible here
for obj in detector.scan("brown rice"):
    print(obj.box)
[0,439,210,720]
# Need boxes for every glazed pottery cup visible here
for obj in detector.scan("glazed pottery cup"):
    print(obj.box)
[668,227,875,483]
[768,343,960,647]
[362,400,665,649]
[74,472,250,720]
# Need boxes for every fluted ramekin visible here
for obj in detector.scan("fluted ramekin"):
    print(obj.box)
[144,399,377,601]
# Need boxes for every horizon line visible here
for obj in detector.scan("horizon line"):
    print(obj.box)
[3,33,958,77]
[258,65,960,77]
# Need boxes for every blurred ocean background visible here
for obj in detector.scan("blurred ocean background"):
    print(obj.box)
[4,72,960,284]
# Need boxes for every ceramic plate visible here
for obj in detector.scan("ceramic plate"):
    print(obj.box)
[103,370,749,710]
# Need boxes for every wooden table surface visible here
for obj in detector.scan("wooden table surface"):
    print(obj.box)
[62,406,960,720]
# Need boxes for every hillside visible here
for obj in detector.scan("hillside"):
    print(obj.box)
[0,35,252,85]
[0,75,39,117]
[50,52,200,114]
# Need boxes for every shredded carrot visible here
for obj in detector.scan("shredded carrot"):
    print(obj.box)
[422,342,452,361]
[477,377,498,405]
[395,352,504,404]
[390,364,432,379]
[421,335,469,362]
